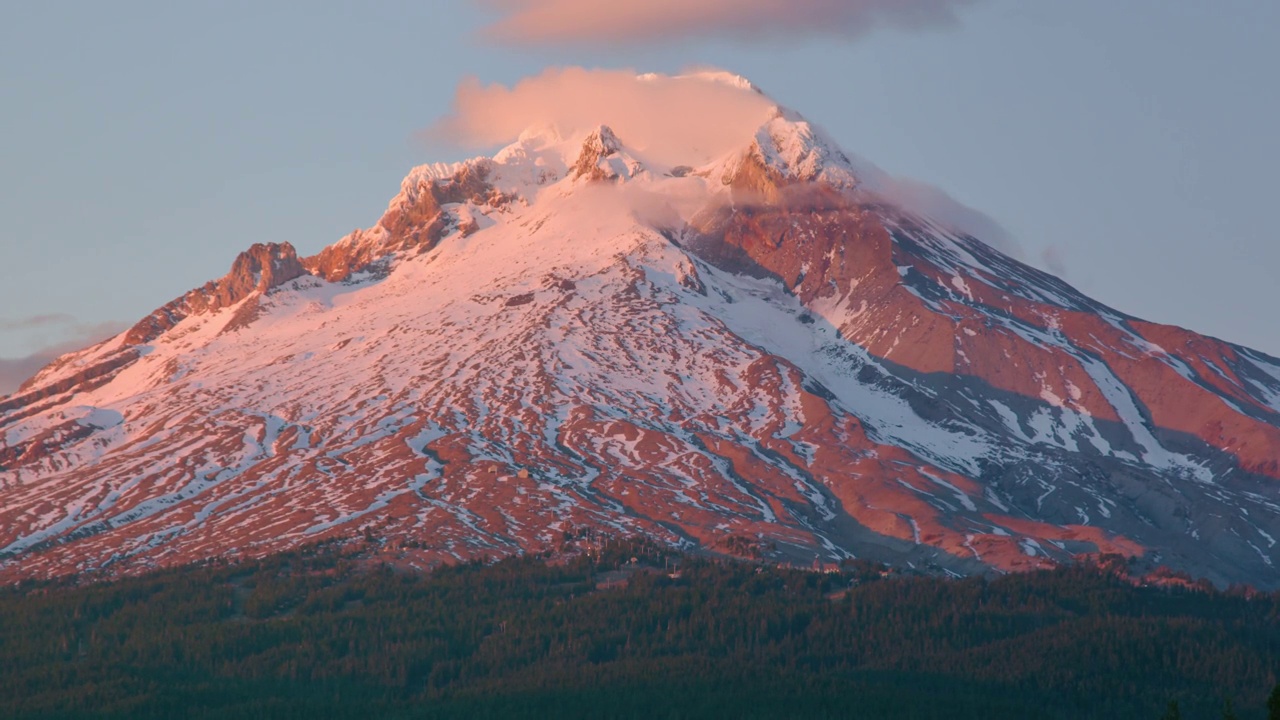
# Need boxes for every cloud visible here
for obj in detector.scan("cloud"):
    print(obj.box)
[431,67,1019,258]
[877,177,1020,259]
[479,0,983,45]
[0,354,59,397]
[0,319,128,397]
[431,67,778,167]
[845,158,1022,259]
[1040,245,1068,278]
[0,313,77,332]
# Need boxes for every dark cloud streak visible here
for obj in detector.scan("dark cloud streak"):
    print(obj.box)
[1041,245,1068,279]
[0,313,77,332]
[0,319,129,396]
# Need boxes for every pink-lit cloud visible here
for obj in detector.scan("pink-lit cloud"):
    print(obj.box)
[479,0,983,45]
[431,67,777,166]
[432,67,1020,256]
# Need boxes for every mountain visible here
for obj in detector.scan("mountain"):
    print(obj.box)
[3,73,1279,588]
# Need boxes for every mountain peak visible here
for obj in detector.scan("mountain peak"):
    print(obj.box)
[734,113,860,190]
[571,125,644,182]
[583,124,622,155]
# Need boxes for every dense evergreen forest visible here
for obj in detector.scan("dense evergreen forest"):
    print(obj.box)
[1,540,1278,719]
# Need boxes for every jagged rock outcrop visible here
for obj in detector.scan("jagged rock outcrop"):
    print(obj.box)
[125,242,308,345]
[571,126,630,182]
[305,161,512,282]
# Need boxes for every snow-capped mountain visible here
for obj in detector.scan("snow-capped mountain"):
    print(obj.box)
[4,73,1280,587]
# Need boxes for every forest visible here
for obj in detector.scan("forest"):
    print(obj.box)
[1,538,1278,719]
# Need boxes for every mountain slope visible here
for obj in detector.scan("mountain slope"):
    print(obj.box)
[3,73,1279,586]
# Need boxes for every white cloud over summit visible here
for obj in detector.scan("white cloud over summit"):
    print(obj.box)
[430,67,1022,257]
[479,0,983,45]
[431,68,778,167]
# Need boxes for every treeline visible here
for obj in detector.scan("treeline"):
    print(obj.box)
[0,539,1278,718]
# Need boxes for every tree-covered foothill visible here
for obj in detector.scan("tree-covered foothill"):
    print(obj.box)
[0,539,1277,719]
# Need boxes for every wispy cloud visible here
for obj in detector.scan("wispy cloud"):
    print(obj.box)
[430,67,777,166]
[0,313,77,332]
[0,318,128,396]
[0,354,60,397]
[1041,244,1068,278]
[478,0,984,45]
[833,155,1021,259]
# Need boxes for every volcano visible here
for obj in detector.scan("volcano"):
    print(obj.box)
[3,72,1279,588]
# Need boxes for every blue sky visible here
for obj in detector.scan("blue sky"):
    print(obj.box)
[2,1,1277,379]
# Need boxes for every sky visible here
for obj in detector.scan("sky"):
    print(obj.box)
[2,0,1277,392]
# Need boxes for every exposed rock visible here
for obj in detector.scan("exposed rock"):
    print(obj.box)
[220,296,264,335]
[304,161,511,282]
[719,113,860,202]
[0,349,141,417]
[571,126,625,181]
[689,194,891,302]
[125,243,307,345]
[304,228,400,284]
